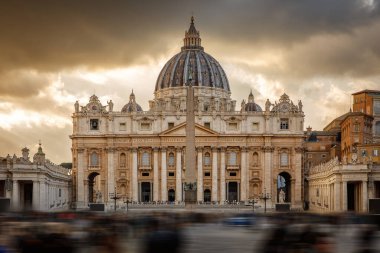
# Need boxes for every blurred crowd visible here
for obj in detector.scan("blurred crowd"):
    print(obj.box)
[0,211,379,253]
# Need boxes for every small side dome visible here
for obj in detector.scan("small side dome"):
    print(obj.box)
[245,90,262,112]
[122,90,143,113]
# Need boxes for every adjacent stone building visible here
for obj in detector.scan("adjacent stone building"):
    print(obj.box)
[71,17,305,210]
[0,144,71,211]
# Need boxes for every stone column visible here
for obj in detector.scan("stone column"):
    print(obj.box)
[176,147,182,203]
[263,146,273,198]
[240,147,247,202]
[153,148,159,202]
[132,148,138,202]
[32,181,40,211]
[342,181,347,211]
[161,148,167,202]
[220,148,226,203]
[362,181,368,212]
[76,149,85,208]
[197,147,203,202]
[12,180,19,210]
[334,181,341,211]
[212,147,218,202]
[294,147,303,208]
[107,148,115,204]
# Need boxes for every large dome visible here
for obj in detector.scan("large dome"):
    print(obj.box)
[155,17,230,92]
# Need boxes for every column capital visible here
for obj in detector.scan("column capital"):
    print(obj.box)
[196,146,203,152]
[161,147,167,152]
[294,147,304,153]
[175,146,182,152]
[131,147,138,152]
[211,146,218,152]
[219,147,226,152]
[241,147,248,152]
[153,147,159,152]
[105,147,115,153]
[261,146,275,152]
[77,148,85,153]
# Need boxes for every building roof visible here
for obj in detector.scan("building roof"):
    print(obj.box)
[352,89,380,95]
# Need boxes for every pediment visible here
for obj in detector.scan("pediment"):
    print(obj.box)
[159,122,219,136]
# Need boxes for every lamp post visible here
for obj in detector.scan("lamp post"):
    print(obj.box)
[123,197,131,212]
[249,198,258,213]
[260,188,271,213]
[110,187,121,212]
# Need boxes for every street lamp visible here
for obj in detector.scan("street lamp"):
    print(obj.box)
[259,188,271,213]
[123,197,132,212]
[249,198,258,213]
[109,187,121,212]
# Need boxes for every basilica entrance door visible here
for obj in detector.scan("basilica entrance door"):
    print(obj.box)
[228,182,238,202]
[168,189,175,202]
[141,182,151,202]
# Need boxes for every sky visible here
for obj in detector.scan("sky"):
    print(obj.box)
[0,0,379,164]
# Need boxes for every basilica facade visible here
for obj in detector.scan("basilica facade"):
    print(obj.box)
[71,17,305,210]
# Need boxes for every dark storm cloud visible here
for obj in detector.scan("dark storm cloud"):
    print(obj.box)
[0,0,379,73]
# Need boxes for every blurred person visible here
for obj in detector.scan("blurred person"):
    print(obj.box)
[143,218,183,253]
[355,227,377,253]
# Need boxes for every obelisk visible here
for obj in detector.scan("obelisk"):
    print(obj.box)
[184,67,197,204]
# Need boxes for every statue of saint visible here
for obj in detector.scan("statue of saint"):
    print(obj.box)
[265,99,271,112]
[108,100,114,112]
[279,189,285,203]
[241,99,246,111]
[74,101,79,113]
[96,190,103,203]
[298,100,303,112]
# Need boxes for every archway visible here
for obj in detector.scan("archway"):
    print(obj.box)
[88,172,100,203]
[168,189,175,202]
[204,189,211,202]
[277,172,291,203]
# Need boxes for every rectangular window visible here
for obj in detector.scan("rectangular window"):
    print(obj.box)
[374,149,379,157]
[228,122,238,130]
[168,172,175,177]
[230,172,237,177]
[354,124,360,132]
[280,153,289,166]
[168,122,174,129]
[280,118,289,130]
[204,172,211,177]
[140,122,151,130]
[252,122,259,131]
[204,122,210,129]
[142,172,149,176]
[119,122,126,131]
[90,119,99,130]
[59,189,61,197]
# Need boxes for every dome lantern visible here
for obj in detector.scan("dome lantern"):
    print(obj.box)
[182,16,203,51]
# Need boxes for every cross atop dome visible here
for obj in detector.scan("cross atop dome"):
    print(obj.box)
[182,16,203,51]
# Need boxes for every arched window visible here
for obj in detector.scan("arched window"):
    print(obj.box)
[120,153,126,167]
[280,152,288,166]
[142,152,150,166]
[252,152,259,166]
[228,152,237,165]
[168,152,175,166]
[204,152,211,166]
[90,152,99,166]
